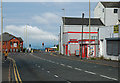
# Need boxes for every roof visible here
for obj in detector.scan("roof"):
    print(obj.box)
[0,32,23,42]
[101,2,120,8]
[17,37,23,42]
[62,17,104,26]
[105,38,120,41]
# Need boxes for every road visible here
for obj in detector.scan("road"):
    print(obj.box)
[2,52,119,83]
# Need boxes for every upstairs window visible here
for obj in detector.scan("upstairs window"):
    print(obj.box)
[103,8,104,12]
[114,9,118,13]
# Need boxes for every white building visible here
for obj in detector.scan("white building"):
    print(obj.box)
[94,2,120,26]
[59,17,104,58]
[99,25,120,61]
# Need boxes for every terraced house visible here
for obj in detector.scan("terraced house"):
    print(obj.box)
[0,32,23,52]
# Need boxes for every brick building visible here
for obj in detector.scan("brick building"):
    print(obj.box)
[0,32,23,52]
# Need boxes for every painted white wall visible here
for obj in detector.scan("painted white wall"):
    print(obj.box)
[94,2,119,26]
[118,9,120,21]
[105,8,119,26]
[99,25,119,60]
[60,24,103,55]
[94,2,105,24]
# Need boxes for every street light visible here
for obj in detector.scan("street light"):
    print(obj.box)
[80,13,84,59]
[1,0,3,57]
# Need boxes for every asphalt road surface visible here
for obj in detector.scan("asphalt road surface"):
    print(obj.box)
[2,52,119,83]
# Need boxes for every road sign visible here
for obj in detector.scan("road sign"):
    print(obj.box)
[114,25,119,33]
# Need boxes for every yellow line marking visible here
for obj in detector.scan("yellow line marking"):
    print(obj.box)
[15,63,22,83]
[8,57,22,83]
[13,63,18,83]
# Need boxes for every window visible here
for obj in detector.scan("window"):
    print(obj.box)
[103,8,104,12]
[3,42,4,45]
[16,41,18,45]
[114,9,118,13]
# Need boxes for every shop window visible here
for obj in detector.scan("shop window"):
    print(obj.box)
[3,42,4,45]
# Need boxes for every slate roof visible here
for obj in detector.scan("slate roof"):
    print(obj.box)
[62,17,104,26]
[101,2,120,8]
[0,32,23,42]
[106,38,120,41]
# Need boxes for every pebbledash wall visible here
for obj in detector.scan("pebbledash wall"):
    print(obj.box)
[99,25,120,60]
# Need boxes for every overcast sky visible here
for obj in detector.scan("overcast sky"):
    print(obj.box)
[0,0,119,49]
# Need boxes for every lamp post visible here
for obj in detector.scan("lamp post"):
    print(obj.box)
[80,13,84,59]
[1,0,3,57]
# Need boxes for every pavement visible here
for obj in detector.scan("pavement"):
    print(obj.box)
[52,52,119,68]
[1,52,120,83]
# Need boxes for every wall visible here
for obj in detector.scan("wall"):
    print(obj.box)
[60,24,102,55]
[118,9,120,21]
[105,8,119,26]
[94,2,119,26]
[63,25,99,44]
[99,25,119,60]
[94,2,105,24]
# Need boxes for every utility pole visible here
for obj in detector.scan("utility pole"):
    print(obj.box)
[1,0,3,57]
[80,13,84,59]
[89,0,91,57]
[62,8,65,55]
[59,26,61,54]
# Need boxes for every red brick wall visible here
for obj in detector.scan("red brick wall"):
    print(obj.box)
[0,37,23,52]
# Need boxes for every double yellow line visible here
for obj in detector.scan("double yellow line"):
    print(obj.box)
[8,57,22,83]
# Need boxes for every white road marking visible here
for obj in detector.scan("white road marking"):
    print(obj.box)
[54,75,59,78]
[47,71,50,73]
[38,66,40,68]
[100,75,118,81]
[51,61,55,63]
[60,64,65,66]
[56,62,59,64]
[42,68,44,70]
[67,65,72,68]
[84,71,96,75]
[74,68,82,71]
[67,81,71,83]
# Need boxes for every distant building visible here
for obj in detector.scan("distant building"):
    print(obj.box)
[99,25,120,61]
[94,1,120,26]
[45,47,57,52]
[0,32,23,52]
[59,17,104,58]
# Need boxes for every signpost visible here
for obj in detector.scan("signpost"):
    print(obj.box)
[114,25,119,33]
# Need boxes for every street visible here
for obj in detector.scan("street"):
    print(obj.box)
[2,52,119,83]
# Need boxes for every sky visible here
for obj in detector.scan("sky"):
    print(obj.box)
[0,0,119,49]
